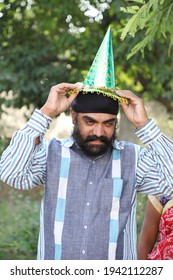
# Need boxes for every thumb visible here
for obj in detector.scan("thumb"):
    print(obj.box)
[67,92,79,105]
[120,100,130,113]
[67,83,83,105]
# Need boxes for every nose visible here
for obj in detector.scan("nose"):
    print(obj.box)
[92,124,104,137]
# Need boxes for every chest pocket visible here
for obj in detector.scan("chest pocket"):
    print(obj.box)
[91,178,123,213]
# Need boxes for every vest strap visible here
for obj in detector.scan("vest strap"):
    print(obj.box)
[54,146,70,259]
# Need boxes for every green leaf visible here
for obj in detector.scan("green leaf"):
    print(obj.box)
[120,13,139,40]
[128,0,145,4]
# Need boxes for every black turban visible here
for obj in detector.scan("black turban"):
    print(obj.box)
[71,92,119,115]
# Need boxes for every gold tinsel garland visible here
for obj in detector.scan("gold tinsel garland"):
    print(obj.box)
[68,86,128,105]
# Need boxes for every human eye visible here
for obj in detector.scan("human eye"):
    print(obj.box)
[85,119,94,125]
[82,116,95,125]
[105,121,115,127]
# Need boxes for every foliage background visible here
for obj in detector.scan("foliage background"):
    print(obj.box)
[0,185,42,259]
[0,0,173,259]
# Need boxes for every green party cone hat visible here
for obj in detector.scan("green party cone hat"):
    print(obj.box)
[69,27,128,104]
[83,26,115,91]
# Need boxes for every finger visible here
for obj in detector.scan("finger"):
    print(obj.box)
[121,101,130,114]
[67,92,79,105]
[50,83,74,95]
[54,83,83,96]
[116,90,138,101]
[58,83,82,92]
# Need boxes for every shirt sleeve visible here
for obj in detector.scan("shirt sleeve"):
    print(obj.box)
[148,195,163,214]
[135,119,173,197]
[0,109,52,190]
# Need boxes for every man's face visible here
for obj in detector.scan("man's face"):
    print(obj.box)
[71,111,117,157]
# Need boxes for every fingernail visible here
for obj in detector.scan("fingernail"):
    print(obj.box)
[76,82,83,89]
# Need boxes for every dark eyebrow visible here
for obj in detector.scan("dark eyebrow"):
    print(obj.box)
[82,116,116,123]
[103,118,116,124]
[82,116,96,122]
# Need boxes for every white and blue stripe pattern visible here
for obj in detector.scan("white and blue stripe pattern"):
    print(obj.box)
[108,149,123,259]
[54,146,70,259]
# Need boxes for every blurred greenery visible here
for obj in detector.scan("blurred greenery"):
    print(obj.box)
[0,0,173,116]
[136,193,147,238]
[120,0,173,58]
[0,185,42,260]
[0,136,10,155]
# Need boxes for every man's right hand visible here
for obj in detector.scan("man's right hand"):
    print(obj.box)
[40,83,83,118]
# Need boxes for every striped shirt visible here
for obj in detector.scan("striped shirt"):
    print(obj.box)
[1,109,173,259]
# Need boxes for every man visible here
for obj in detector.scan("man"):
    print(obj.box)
[1,28,173,260]
[1,84,173,260]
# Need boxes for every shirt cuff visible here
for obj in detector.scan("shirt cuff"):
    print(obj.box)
[135,119,161,145]
[27,109,52,134]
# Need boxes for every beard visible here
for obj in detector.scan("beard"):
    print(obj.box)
[72,122,116,157]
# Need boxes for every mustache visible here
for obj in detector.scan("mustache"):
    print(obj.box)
[84,135,109,144]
